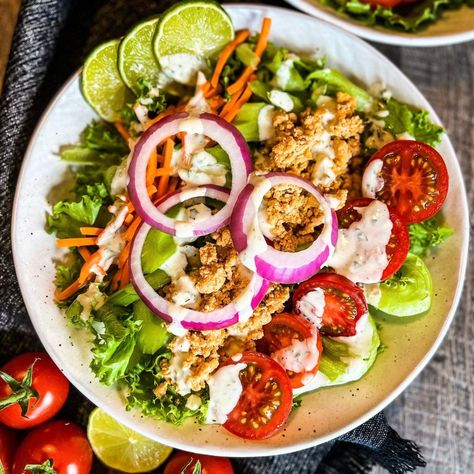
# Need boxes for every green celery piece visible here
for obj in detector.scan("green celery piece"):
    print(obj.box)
[134,300,169,354]
[108,269,171,306]
[236,43,259,68]
[141,228,177,274]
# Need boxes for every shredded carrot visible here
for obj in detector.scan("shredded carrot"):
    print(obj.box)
[208,95,226,111]
[147,184,157,197]
[155,167,174,177]
[55,279,84,301]
[124,214,134,225]
[169,177,180,193]
[120,263,131,289]
[222,84,253,122]
[219,91,242,118]
[56,237,97,248]
[110,269,122,292]
[78,250,103,284]
[146,148,159,187]
[78,247,91,261]
[124,216,142,241]
[114,122,131,143]
[210,29,250,90]
[79,227,104,236]
[127,201,135,212]
[157,139,174,198]
[227,18,272,96]
[118,241,131,268]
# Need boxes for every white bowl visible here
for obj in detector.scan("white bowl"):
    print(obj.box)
[11,5,469,457]
[285,0,474,46]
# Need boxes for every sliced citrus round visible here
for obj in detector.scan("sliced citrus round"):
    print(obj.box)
[87,408,172,473]
[81,39,133,122]
[153,1,234,84]
[118,17,161,93]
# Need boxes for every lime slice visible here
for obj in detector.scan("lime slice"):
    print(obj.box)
[154,1,234,84]
[118,17,161,93]
[87,408,172,473]
[82,39,133,122]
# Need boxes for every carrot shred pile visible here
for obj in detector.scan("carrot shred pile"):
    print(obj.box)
[55,19,273,303]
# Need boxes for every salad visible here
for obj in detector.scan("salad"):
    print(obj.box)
[47,1,453,440]
[318,0,474,33]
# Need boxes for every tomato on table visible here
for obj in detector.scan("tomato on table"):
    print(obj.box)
[164,451,234,474]
[257,313,322,388]
[12,420,93,474]
[221,352,292,440]
[362,140,449,224]
[0,352,69,429]
[293,273,368,337]
[336,198,410,281]
[0,424,17,474]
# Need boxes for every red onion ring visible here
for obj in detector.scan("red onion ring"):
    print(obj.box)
[128,112,252,238]
[230,172,338,284]
[129,185,270,333]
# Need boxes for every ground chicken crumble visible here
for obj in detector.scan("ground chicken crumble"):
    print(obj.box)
[157,92,365,397]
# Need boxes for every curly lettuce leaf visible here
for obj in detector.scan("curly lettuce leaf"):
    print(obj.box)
[383,98,444,146]
[409,215,453,257]
[54,251,82,290]
[322,0,470,32]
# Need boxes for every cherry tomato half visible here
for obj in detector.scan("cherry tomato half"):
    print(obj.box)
[258,313,322,388]
[363,140,449,224]
[0,353,69,429]
[164,451,234,474]
[222,352,292,440]
[293,273,367,337]
[0,424,17,474]
[12,420,93,474]
[361,0,404,7]
[337,198,410,280]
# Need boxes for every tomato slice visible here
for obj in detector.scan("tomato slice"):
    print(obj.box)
[164,451,234,474]
[293,273,368,337]
[257,313,322,388]
[222,352,292,440]
[363,140,449,224]
[337,198,410,280]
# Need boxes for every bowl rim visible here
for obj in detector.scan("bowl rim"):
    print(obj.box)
[11,4,469,457]
[285,0,474,47]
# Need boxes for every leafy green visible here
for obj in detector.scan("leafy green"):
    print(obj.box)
[374,253,433,317]
[409,215,453,257]
[321,0,470,33]
[23,460,57,474]
[90,303,141,386]
[123,352,208,425]
[60,121,128,166]
[318,338,352,381]
[236,43,259,69]
[383,98,444,146]
[234,102,268,142]
[134,300,169,355]
[305,69,373,111]
[54,251,82,290]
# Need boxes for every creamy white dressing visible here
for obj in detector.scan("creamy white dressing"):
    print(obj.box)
[185,394,202,411]
[312,155,336,187]
[268,90,294,112]
[362,159,384,198]
[110,154,131,197]
[160,53,207,85]
[168,351,193,395]
[365,119,393,149]
[169,274,201,309]
[257,105,275,141]
[206,363,246,424]
[238,174,273,272]
[272,336,320,373]
[296,288,325,329]
[294,313,375,395]
[329,200,393,284]
[324,192,345,210]
[178,150,227,186]
[186,71,211,114]
[160,249,188,280]
[76,283,106,320]
[273,58,294,90]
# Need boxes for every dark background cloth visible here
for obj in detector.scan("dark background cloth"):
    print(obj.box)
[0,0,472,473]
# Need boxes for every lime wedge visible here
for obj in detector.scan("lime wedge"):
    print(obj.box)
[87,408,172,473]
[154,1,234,84]
[118,17,161,93]
[82,39,133,122]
